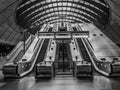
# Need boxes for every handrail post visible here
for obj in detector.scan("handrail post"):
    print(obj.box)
[23,29,27,54]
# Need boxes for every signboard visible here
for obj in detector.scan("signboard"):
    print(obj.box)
[38,31,89,39]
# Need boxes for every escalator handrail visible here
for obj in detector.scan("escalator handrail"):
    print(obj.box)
[18,39,44,76]
[6,41,23,60]
[7,35,33,60]
[83,38,111,75]
[19,38,44,64]
[84,38,111,63]
[76,24,111,75]
[37,28,52,63]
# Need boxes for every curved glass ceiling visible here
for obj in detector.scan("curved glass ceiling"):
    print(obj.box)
[16,0,110,31]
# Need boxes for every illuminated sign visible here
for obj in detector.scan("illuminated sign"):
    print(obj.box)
[38,31,89,39]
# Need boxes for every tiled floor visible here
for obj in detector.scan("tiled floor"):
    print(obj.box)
[0,72,120,90]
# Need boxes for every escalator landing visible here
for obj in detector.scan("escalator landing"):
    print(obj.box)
[0,74,119,90]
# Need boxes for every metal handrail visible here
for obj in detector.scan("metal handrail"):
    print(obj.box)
[6,35,33,61]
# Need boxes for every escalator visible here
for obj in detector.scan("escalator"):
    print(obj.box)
[16,38,51,77]
[76,39,91,62]
[54,43,73,75]
[73,26,101,76]
[28,28,52,77]
[2,27,53,78]
[73,27,91,62]
[13,50,24,63]
[35,27,52,64]
[35,39,50,64]
[72,27,93,77]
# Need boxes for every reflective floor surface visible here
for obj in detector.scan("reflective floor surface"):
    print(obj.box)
[0,71,120,90]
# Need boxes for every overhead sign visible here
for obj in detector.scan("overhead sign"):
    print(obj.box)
[38,31,89,39]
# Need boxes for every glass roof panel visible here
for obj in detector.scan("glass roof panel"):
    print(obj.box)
[16,0,110,32]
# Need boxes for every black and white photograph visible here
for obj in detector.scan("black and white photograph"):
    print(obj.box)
[0,0,120,90]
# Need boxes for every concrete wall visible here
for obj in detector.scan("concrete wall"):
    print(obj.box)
[103,0,120,45]
[0,0,23,45]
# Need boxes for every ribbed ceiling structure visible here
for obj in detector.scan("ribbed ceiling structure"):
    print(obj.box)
[16,0,110,32]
